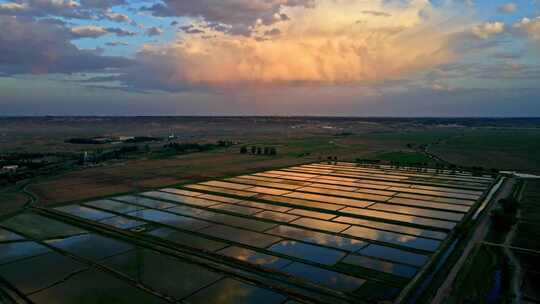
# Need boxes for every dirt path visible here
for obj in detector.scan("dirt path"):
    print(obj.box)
[431,177,515,304]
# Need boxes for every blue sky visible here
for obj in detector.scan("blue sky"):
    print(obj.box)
[0,0,539,116]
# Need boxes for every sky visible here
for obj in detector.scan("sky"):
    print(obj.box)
[0,0,539,116]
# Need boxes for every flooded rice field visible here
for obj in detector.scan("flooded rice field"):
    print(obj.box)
[0,162,496,303]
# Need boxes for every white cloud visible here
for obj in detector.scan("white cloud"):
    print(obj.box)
[471,21,505,39]
[514,17,540,41]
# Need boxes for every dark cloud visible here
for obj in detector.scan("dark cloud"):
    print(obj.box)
[0,0,129,20]
[0,16,133,75]
[105,41,128,47]
[79,0,125,9]
[180,24,205,34]
[143,0,314,35]
[146,26,162,36]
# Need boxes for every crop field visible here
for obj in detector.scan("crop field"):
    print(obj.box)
[0,162,496,303]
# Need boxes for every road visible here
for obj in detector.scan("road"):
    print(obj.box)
[431,177,516,304]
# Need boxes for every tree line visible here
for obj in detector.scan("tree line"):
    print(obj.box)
[240,146,277,156]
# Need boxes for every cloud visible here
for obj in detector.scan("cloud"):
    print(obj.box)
[70,25,108,38]
[105,41,128,47]
[0,16,133,75]
[143,0,315,36]
[79,0,125,9]
[104,11,129,22]
[514,17,540,41]
[70,25,135,38]
[122,0,473,91]
[361,10,391,17]
[146,26,162,36]
[0,0,127,19]
[471,21,505,39]
[498,3,517,14]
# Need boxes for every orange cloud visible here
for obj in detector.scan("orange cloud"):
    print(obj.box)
[138,0,472,88]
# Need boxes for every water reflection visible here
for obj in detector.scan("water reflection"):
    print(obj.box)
[114,195,177,209]
[268,240,346,266]
[357,244,428,267]
[341,254,418,278]
[98,216,146,230]
[103,249,222,300]
[55,205,116,221]
[258,194,341,211]
[285,192,372,208]
[291,218,349,233]
[1,213,87,239]
[46,234,133,260]
[210,203,262,215]
[84,200,144,214]
[334,216,447,240]
[0,252,86,295]
[0,241,50,265]
[126,209,212,231]
[142,191,218,207]
[287,209,336,220]
[388,197,469,213]
[266,225,367,252]
[341,207,456,230]
[147,227,227,251]
[29,269,169,303]
[199,225,281,248]
[186,278,286,304]
[368,204,464,221]
[342,226,440,252]
[219,246,292,270]
[0,228,24,242]
[254,211,299,222]
[281,262,365,292]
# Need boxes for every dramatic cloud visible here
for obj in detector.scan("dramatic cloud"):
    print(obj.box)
[144,0,315,35]
[471,21,505,39]
[126,0,472,91]
[514,17,540,41]
[0,16,132,75]
[0,0,126,19]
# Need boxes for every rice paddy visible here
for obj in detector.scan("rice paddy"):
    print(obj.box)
[0,162,497,303]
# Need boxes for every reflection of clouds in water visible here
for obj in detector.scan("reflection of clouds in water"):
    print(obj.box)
[268,225,364,250]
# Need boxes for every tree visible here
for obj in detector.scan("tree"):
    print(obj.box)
[240,146,248,154]
[264,147,270,155]
[251,146,256,154]
[270,147,277,155]
[257,147,262,155]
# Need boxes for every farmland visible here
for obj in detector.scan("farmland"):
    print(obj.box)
[0,162,497,303]
[2,117,539,214]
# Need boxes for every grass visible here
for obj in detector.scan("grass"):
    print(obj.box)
[431,129,540,172]
[448,244,510,303]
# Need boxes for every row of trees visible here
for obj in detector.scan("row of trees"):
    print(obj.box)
[240,146,277,156]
